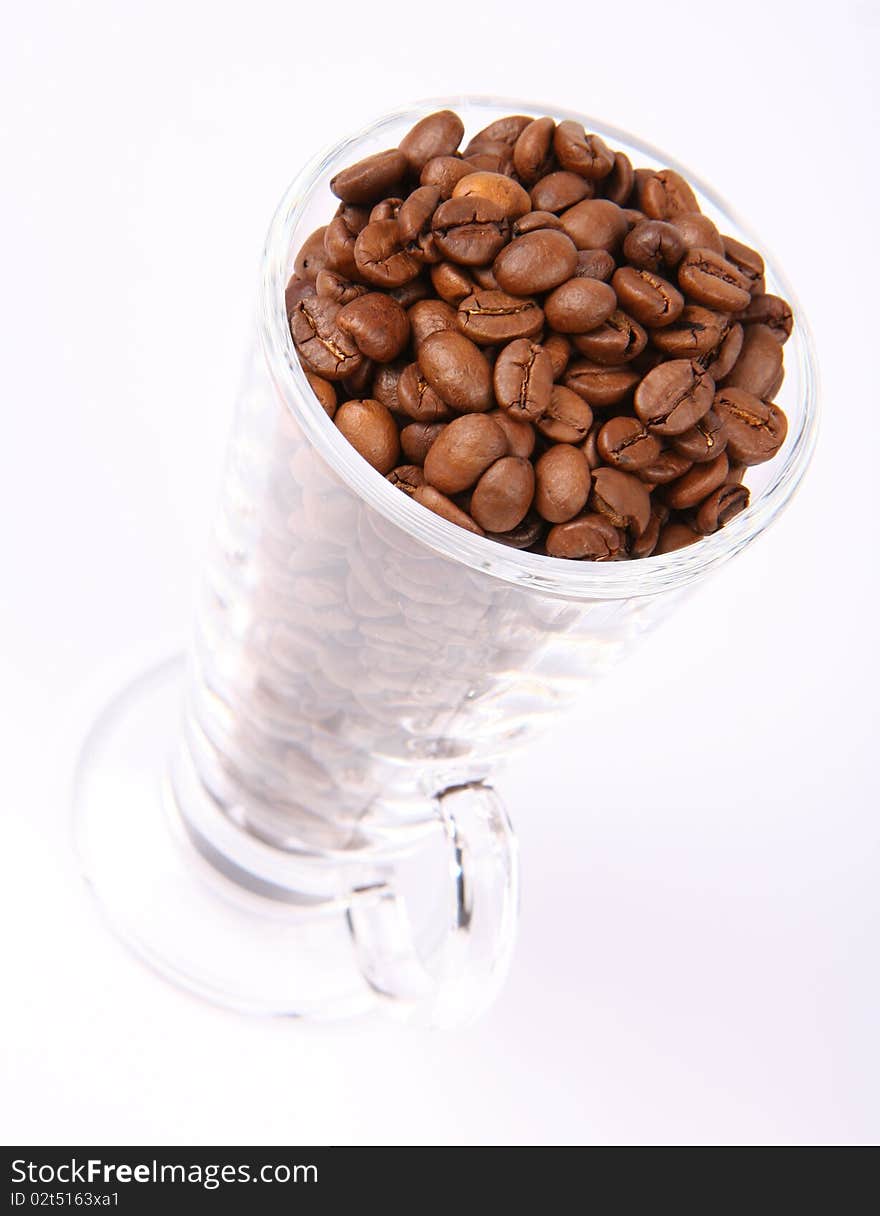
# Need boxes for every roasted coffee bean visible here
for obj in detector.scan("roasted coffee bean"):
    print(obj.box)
[623,208,647,226]
[678,247,752,312]
[452,171,532,219]
[431,196,510,266]
[537,385,594,443]
[337,292,410,362]
[560,199,629,252]
[739,294,793,343]
[622,219,686,272]
[655,521,701,553]
[530,170,592,213]
[543,333,572,379]
[323,207,370,279]
[335,398,400,473]
[581,420,602,469]
[466,115,532,150]
[546,513,623,560]
[650,305,728,358]
[331,149,408,205]
[399,110,465,172]
[400,421,446,464]
[722,324,784,397]
[418,330,492,412]
[534,444,591,522]
[637,449,694,485]
[590,466,652,535]
[672,213,725,254]
[285,274,316,316]
[493,230,579,294]
[423,413,509,493]
[493,339,554,421]
[695,483,749,533]
[612,266,684,328]
[727,461,748,485]
[564,359,641,407]
[391,276,430,308]
[472,263,501,289]
[664,451,729,510]
[397,185,442,262]
[512,210,565,236]
[413,483,485,535]
[457,289,544,345]
[470,456,536,532]
[486,512,546,549]
[315,269,367,304]
[721,234,765,296]
[513,117,556,184]
[634,359,714,435]
[372,360,405,412]
[553,122,614,180]
[397,362,453,422]
[489,408,536,459]
[597,416,661,471]
[635,169,700,219]
[420,156,474,199]
[713,387,788,465]
[304,369,338,418]
[386,464,426,496]
[572,311,647,364]
[370,197,404,223]
[673,409,728,463]
[294,226,331,282]
[704,321,744,380]
[544,277,617,334]
[408,298,459,349]
[341,357,375,398]
[629,505,668,558]
[290,296,363,381]
[354,220,420,288]
[602,151,635,206]
[463,140,516,176]
[430,261,476,304]
[574,249,616,281]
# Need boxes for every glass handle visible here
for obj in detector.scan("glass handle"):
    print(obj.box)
[347,783,519,1027]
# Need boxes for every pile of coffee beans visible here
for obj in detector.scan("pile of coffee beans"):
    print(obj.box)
[286,109,792,559]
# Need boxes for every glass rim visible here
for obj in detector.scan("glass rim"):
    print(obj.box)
[258,94,819,601]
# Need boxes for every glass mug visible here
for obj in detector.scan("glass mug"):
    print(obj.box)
[74,97,818,1025]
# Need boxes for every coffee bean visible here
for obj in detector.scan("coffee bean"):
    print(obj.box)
[493,339,554,420]
[486,512,546,549]
[493,229,579,294]
[553,121,615,180]
[457,289,544,344]
[399,110,465,172]
[315,269,367,304]
[466,115,533,150]
[431,196,510,266]
[470,456,535,532]
[704,321,744,380]
[672,213,725,254]
[423,413,509,493]
[530,170,592,213]
[536,385,594,443]
[420,156,474,199]
[354,220,420,288]
[391,276,430,308]
[489,408,536,459]
[386,464,426,496]
[472,263,501,289]
[323,207,370,279]
[397,185,442,263]
[546,513,623,559]
[371,360,405,412]
[713,387,788,465]
[285,274,316,316]
[603,151,635,206]
[722,324,784,397]
[622,219,686,272]
[397,362,453,422]
[574,249,616,281]
[571,311,647,364]
[664,451,729,510]
[534,444,591,522]
[418,330,493,413]
[341,357,375,398]
[331,149,408,205]
[543,333,572,378]
[649,305,728,358]
[581,420,602,469]
[290,296,364,381]
[544,277,617,333]
[560,199,629,252]
[337,292,410,362]
[294,226,331,282]
[430,261,476,304]
[590,466,652,535]
[635,168,699,219]
[413,483,485,535]
[721,234,765,296]
[597,416,662,471]
[637,449,694,485]
[304,369,338,418]
[655,521,701,553]
[564,359,641,407]
[464,141,516,176]
[695,483,749,533]
[513,117,556,184]
[612,266,684,328]
[678,247,752,312]
[629,504,668,558]
[335,398,400,473]
[634,358,715,435]
[400,421,446,464]
[408,298,459,348]
[673,409,728,463]
[452,171,532,219]
[370,197,404,223]
[739,294,793,343]
[512,210,566,236]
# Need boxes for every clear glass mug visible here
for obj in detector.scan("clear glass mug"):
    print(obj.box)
[74,97,818,1025]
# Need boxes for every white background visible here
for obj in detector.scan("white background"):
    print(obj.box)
[1,0,877,1146]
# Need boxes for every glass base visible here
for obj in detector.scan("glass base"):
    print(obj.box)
[72,658,518,1024]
